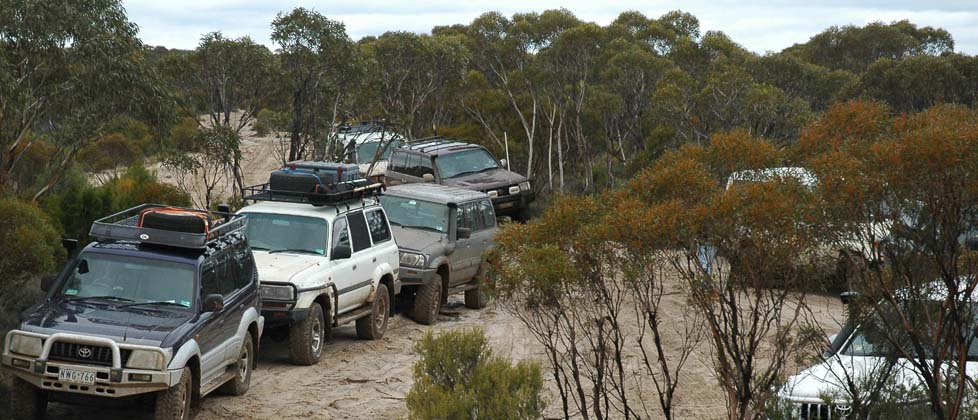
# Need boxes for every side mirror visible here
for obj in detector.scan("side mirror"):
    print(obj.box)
[499,158,508,169]
[217,203,232,222]
[422,173,435,183]
[202,294,224,312]
[40,275,57,292]
[62,239,79,255]
[839,291,858,305]
[457,227,471,240]
[332,245,352,260]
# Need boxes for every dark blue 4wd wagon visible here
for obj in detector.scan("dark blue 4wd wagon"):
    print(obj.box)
[2,205,264,420]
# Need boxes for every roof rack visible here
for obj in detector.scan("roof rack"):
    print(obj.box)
[242,181,385,206]
[402,137,472,154]
[89,204,246,249]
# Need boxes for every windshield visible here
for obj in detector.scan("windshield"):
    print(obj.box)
[242,213,329,256]
[380,195,450,233]
[436,149,500,179]
[58,252,195,308]
[840,317,978,359]
[356,140,401,164]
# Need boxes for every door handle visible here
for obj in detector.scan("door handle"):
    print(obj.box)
[353,265,358,270]
[372,257,377,263]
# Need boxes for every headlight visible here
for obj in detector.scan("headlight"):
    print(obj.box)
[261,284,295,301]
[9,335,42,357]
[126,349,165,370]
[519,181,531,191]
[400,251,427,268]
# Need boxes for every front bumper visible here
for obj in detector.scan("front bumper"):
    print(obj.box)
[398,265,438,286]
[2,331,179,398]
[490,191,535,216]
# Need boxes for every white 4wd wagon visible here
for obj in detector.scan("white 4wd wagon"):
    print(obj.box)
[238,183,399,365]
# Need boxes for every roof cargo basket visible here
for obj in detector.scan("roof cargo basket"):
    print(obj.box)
[89,204,246,249]
[242,180,385,206]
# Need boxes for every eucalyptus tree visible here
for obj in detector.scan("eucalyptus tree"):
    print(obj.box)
[0,0,167,198]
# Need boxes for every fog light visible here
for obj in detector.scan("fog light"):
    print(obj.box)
[33,360,46,374]
[129,373,153,382]
[12,358,30,369]
[110,368,123,383]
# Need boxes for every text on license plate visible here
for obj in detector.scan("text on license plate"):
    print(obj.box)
[59,368,96,385]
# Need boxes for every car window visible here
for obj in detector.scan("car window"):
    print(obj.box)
[436,149,500,179]
[457,202,479,231]
[379,195,449,233]
[202,253,235,298]
[389,151,408,173]
[404,153,421,177]
[229,242,254,291]
[201,260,221,299]
[331,217,351,258]
[478,199,496,230]
[420,156,435,177]
[242,212,328,256]
[59,252,195,308]
[347,211,372,252]
[366,209,391,244]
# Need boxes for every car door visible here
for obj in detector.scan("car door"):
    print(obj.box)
[197,254,234,381]
[386,150,410,186]
[221,242,254,363]
[365,207,397,283]
[474,198,498,254]
[345,210,376,304]
[451,201,481,285]
[330,216,360,313]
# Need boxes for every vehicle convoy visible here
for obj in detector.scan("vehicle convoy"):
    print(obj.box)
[238,165,399,365]
[385,137,535,222]
[2,205,263,420]
[380,184,498,324]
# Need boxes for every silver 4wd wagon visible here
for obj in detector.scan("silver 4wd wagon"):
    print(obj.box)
[238,179,399,365]
[380,184,498,324]
[2,205,263,420]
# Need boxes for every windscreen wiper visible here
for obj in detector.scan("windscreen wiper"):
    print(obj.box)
[268,249,322,255]
[119,301,189,309]
[62,295,134,303]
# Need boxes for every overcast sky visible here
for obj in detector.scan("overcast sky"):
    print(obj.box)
[123,0,978,54]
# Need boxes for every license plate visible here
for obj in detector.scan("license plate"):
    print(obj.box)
[499,202,514,209]
[59,368,96,385]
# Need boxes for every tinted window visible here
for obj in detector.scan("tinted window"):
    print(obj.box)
[404,153,421,177]
[347,211,372,252]
[419,156,435,177]
[331,217,351,259]
[389,151,408,173]
[201,260,221,299]
[379,195,450,233]
[457,202,479,231]
[477,199,496,230]
[202,254,235,298]
[229,242,254,291]
[366,209,391,243]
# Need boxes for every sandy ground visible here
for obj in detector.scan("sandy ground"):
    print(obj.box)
[47,123,847,419]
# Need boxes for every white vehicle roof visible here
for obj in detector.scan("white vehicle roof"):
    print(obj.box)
[726,167,818,189]
[238,198,381,221]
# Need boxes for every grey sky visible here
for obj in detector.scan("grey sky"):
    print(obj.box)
[123,0,978,54]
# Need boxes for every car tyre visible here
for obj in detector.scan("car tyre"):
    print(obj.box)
[220,331,254,396]
[154,367,192,420]
[412,275,442,325]
[290,302,327,366]
[464,265,489,309]
[357,284,390,340]
[10,377,47,420]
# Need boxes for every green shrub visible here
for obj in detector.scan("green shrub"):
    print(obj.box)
[0,198,65,280]
[252,108,288,137]
[43,164,190,242]
[406,328,546,420]
[169,117,201,152]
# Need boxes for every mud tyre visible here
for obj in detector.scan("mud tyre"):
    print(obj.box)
[154,367,192,420]
[290,302,327,366]
[220,331,254,396]
[357,284,390,340]
[10,377,47,420]
[412,275,442,325]
[464,265,489,309]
